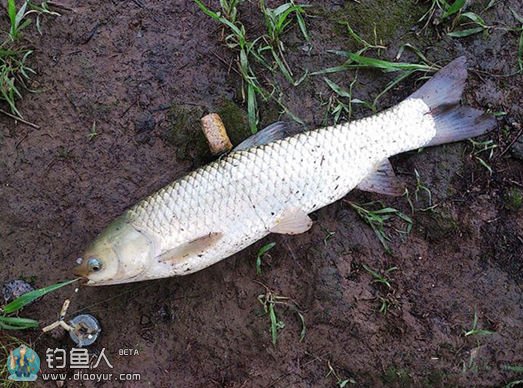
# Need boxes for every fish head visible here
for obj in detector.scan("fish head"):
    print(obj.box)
[74,216,154,285]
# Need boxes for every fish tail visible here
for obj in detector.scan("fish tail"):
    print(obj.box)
[409,56,496,147]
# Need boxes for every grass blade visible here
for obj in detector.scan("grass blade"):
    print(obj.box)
[448,27,485,37]
[0,316,39,329]
[343,52,435,72]
[324,77,352,98]
[442,0,466,19]
[2,279,77,314]
[460,12,487,27]
[247,83,258,133]
[7,0,17,37]
[256,242,276,274]
[510,8,523,24]
[373,70,414,108]
[269,303,278,344]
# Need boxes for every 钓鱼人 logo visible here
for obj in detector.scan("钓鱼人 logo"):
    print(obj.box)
[7,345,40,381]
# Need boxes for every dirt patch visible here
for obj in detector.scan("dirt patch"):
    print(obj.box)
[1,0,522,387]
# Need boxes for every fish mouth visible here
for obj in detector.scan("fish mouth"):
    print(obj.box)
[73,262,90,278]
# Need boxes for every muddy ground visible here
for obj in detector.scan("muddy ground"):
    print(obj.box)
[1,0,522,386]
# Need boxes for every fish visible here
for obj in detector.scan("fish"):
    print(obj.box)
[73,57,495,286]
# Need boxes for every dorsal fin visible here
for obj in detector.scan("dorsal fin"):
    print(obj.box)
[233,122,302,151]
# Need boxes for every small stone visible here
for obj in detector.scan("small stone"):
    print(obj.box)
[510,133,523,161]
[134,112,156,133]
[2,279,34,303]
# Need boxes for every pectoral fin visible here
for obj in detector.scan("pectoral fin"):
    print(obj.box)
[270,208,313,235]
[159,232,223,264]
[357,159,404,196]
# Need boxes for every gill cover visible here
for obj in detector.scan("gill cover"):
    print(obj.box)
[75,215,154,285]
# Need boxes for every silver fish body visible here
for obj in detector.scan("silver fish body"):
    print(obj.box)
[129,100,430,277]
[74,57,495,285]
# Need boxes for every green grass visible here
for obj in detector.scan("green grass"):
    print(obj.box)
[447,12,489,38]
[502,365,523,388]
[321,226,335,246]
[326,360,356,387]
[377,295,396,315]
[194,0,262,132]
[502,365,523,373]
[258,1,310,85]
[464,309,495,337]
[323,76,374,123]
[315,46,438,112]
[0,0,59,118]
[311,18,438,121]
[195,0,309,132]
[255,242,276,274]
[405,169,436,213]
[413,169,433,207]
[418,0,522,44]
[512,8,523,73]
[257,285,305,345]
[362,263,398,314]
[87,121,97,141]
[349,201,412,252]
[0,279,77,330]
[362,264,397,289]
[418,0,467,32]
[0,0,58,118]
[469,139,497,175]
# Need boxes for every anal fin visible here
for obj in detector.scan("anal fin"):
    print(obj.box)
[270,208,313,235]
[357,159,404,196]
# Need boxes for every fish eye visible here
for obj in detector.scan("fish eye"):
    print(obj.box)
[87,258,103,272]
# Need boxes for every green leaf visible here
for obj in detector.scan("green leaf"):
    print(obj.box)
[448,27,485,37]
[7,0,17,37]
[510,8,523,25]
[324,78,352,98]
[296,10,309,41]
[15,1,29,27]
[269,303,278,344]
[193,0,243,37]
[373,70,415,108]
[256,242,276,274]
[2,279,77,314]
[442,0,466,19]
[247,83,258,133]
[485,0,497,10]
[502,365,523,373]
[343,52,435,73]
[460,12,487,27]
[0,315,39,330]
